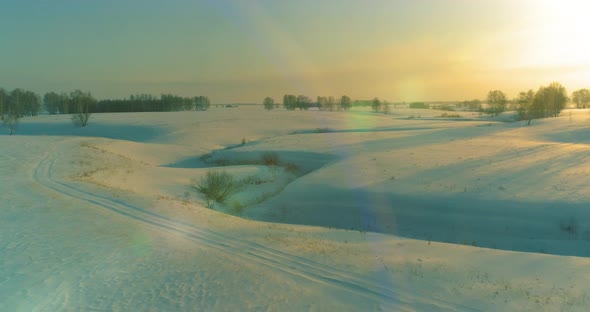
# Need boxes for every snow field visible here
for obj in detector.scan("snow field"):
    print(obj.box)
[2,107,590,310]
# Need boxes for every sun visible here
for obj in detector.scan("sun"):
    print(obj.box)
[520,0,590,68]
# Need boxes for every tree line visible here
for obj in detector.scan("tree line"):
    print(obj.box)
[43,91,97,116]
[263,95,390,114]
[263,82,590,126]
[45,93,211,114]
[453,82,582,125]
[1,81,588,136]
[2,86,211,134]
[1,87,211,116]
[0,88,42,120]
[263,95,353,111]
[93,94,211,113]
[0,88,43,135]
[1,88,97,133]
[480,82,569,124]
[513,82,569,124]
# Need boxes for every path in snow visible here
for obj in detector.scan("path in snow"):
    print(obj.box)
[30,139,475,311]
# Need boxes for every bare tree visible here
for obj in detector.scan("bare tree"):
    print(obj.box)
[263,97,274,110]
[317,96,325,111]
[70,90,95,127]
[283,94,296,110]
[3,89,20,134]
[0,88,6,120]
[3,111,18,135]
[23,90,41,116]
[325,96,335,111]
[57,92,71,114]
[486,90,507,116]
[514,89,535,124]
[9,89,25,118]
[43,92,60,115]
[532,82,568,119]
[340,95,352,110]
[296,95,311,110]
[371,97,381,112]
[572,89,590,109]
[194,96,210,111]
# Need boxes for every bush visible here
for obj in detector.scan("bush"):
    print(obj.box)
[71,113,90,127]
[195,171,239,206]
[261,152,280,166]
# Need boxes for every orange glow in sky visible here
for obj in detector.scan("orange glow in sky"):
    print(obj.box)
[1,0,589,102]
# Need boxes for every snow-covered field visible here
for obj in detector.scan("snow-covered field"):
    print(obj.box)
[2,106,590,311]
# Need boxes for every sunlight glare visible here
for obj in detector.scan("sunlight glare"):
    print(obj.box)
[523,0,590,68]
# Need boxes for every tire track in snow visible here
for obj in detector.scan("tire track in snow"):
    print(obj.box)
[32,151,476,311]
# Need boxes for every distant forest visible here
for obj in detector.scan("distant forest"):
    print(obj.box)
[1,83,589,122]
[0,88,211,119]
[46,93,211,114]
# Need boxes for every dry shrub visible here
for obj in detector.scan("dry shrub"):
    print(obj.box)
[285,163,299,174]
[261,152,280,166]
[194,171,239,205]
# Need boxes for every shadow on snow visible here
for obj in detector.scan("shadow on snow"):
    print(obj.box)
[0,121,164,142]
[251,186,590,258]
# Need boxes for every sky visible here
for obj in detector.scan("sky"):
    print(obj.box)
[1,0,589,103]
